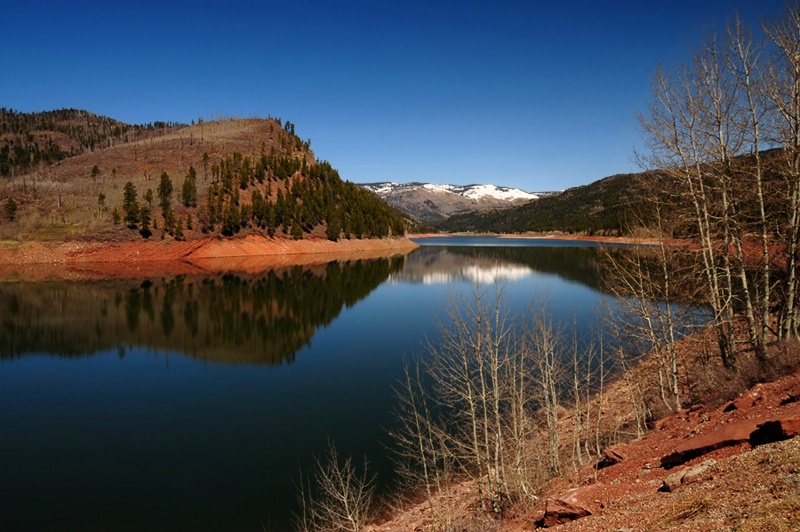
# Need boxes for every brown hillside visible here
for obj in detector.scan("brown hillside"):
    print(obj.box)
[0,117,317,242]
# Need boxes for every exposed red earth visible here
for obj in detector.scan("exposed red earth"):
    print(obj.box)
[367,366,800,531]
[0,235,420,281]
[368,354,800,532]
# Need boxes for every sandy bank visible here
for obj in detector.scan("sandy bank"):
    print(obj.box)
[0,235,419,281]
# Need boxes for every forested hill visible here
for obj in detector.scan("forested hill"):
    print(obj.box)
[434,171,656,235]
[0,110,408,243]
[0,108,186,178]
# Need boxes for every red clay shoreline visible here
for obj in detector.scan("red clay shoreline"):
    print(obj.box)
[0,235,420,281]
[0,233,674,282]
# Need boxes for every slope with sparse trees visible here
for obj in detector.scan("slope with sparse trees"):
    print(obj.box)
[0,113,409,243]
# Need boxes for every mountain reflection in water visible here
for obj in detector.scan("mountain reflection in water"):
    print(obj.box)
[396,244,626,291]
[0,257,404,364]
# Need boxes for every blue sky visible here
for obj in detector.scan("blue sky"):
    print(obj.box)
[0,1,787,191]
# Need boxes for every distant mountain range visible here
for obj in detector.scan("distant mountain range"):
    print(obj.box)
[359,181,557,224]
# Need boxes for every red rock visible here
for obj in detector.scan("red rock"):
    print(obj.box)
[660,419,760,468]
[597,443,628,469]
[538,487,593,527]
[749,417,800,446]
[540,498,592,527]
[724,390,760,412]
[780,382,800,405]
[659,459,717,492]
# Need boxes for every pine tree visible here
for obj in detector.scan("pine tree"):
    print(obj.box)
[326,209,342,241]
[139,205,152,238]
[157,171,173,211]
[122,181,140,228]
[181,166,197,207]
[4,197,17,221]
[221,200,240,236]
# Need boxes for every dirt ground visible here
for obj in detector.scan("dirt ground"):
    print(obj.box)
[0,235,419,281]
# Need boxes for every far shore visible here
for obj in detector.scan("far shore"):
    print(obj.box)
[408,232,669,246]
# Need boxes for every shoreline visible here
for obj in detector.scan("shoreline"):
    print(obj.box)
[408,232,671,245]
[0,235,420,281]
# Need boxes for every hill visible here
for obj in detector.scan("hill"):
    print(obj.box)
[0,108,185,177]
[0,109,408,245]
[359,181,551,225]
[434,171,655,235]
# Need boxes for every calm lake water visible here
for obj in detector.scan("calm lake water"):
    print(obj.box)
[0,237,633,530]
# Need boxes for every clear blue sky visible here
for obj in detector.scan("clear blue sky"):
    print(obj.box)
[0,0,787,191]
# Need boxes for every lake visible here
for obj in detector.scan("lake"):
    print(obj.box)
[0,237,635,530]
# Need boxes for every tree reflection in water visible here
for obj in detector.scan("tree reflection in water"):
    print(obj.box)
[0,256,405,365]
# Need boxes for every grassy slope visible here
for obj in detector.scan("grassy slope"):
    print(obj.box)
[0,113,406,243]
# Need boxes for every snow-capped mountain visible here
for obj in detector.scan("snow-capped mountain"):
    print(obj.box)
[360,181,553,224]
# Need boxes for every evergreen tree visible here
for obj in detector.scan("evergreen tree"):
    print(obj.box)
[290,217,303,240]
[4,197,17,221]
[221,200,240,236]
[174,217,184,240]
[139,205,152,238]
[157,171,175,234]
[122,181,140,228]
[157,171,173,211]
[326,209,342,241]
[181,166,197,207]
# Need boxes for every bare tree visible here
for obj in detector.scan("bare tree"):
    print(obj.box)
[635,7,800,368]
[391,358,458,531]
[391,279,557,525]
[422,280,512,512]
[524,297,563,477]
[294,442,375,532]
[762,5,800,339]
[601,237,690,413]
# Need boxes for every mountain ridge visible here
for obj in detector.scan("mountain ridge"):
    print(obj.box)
[433,171,653,235]
[359,180,557,224]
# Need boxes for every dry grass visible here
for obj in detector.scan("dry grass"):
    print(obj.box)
[683,336,800,410]
[1,118,311,242]
[645,498,711,530]
[0,240,23,250]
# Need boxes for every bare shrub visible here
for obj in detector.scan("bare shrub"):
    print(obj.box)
[294,441,375,532]
[390,281,609,528]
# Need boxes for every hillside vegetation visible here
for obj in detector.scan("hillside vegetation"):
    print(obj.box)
[0,108,185,177]
[434,171,658,235]
[0,110,407,243]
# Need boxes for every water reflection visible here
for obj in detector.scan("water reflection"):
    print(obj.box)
[0,257,404,364]
[397,244,629,291]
